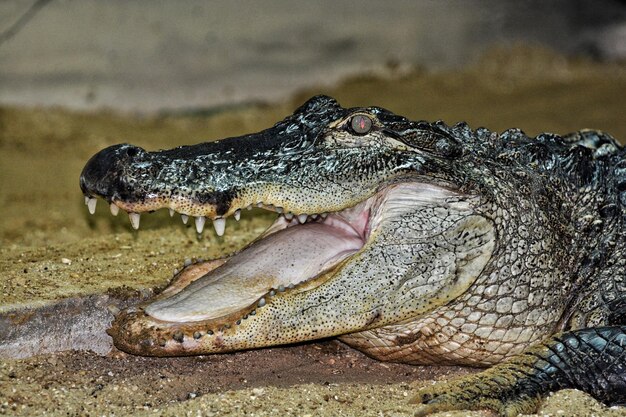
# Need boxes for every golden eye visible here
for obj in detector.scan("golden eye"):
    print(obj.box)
[350,114,372,135]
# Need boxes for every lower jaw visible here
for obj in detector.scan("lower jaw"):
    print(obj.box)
[108,258,264,355]
[108,308,247,356]
[107,258,346,356]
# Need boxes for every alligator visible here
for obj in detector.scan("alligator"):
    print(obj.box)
[80,95,626,416]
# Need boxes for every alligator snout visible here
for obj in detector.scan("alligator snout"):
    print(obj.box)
[80,144,147,201]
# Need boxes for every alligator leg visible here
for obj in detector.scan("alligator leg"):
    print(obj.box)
[411,326,626,416]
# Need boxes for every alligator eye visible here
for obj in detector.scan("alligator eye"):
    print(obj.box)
[350,115,372,135]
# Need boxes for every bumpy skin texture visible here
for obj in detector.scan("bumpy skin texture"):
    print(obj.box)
[80,96,626,415]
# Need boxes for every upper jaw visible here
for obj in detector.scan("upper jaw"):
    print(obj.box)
[79,142,392,235]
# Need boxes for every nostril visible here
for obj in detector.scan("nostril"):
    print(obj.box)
[80,143,136,196]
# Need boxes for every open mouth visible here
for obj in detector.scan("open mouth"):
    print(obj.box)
[142,191,378,323]
[84,180,434,326]
[84,178,466,331]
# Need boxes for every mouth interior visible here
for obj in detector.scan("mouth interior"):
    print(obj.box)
[144,195,375,322]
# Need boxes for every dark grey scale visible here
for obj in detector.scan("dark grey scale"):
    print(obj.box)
[562,129,618,151]
[517,326,626,406]
[616,161,626,206]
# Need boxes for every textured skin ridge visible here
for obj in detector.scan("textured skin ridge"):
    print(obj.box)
[342,128,626,366]
[412,326,626,415]
[543,326,626,404]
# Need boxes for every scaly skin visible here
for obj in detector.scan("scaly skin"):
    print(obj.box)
[80,96,626,415]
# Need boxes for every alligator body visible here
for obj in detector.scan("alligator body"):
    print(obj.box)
[80,96,626,415]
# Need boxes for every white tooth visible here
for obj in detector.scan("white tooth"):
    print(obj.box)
[234,209,241,221]
[109,203,119,216]
[258,297,266,307]
[311,214,318,219]
[129,213,140,229]
[246,205,253,211]
[84,196,90,205]
[213,217,225,236]
[181,214,189,224]
[321,213,328,218]
[285,212,294,220]
[169,208,175,217]
[195,216,206,233]
[87,198,97,215]
[276,207,283,213]
[257,202,263,208]
[298,214,308,224]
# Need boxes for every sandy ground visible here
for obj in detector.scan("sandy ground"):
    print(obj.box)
[1,48,626,416]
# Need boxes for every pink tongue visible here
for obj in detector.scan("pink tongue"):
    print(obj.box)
[145,222,364,322]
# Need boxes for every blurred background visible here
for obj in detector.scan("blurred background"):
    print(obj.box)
[1,0,625,112]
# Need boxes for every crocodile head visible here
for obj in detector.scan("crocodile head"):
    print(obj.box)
[80,95,499,357]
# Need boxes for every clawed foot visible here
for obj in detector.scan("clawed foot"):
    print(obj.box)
[410,366,542,417]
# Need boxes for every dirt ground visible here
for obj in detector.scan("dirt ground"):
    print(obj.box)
[1,47,626,416]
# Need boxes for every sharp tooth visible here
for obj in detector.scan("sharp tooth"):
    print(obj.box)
[129,213,140,229]
[321,213,328,218]
[311,214,318,219]
[257,202,263,208]
[181,214,189,224]
[195,216,206,233]
[234,209,241,221]
[298,214,308,224]
[246,205,253,211]
[109,203,119,216]
[258,297,266,307]
[285,212,294,220]
[87,198,97,215]
[84,196,90,205]
[276,207,283,213]
[169,208,175,217]
[213,217,225,236]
